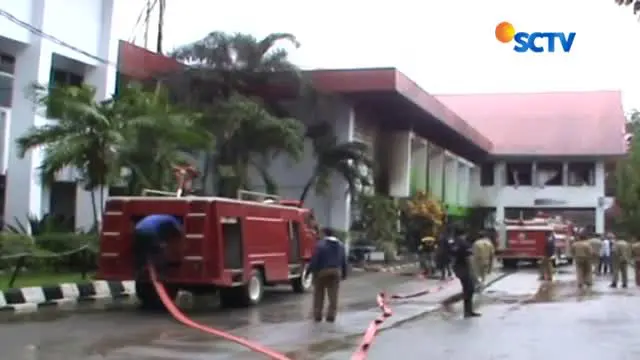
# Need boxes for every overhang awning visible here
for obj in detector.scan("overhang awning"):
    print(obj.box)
[309,68,493,162]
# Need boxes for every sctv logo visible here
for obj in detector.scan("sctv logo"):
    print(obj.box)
[495,21,576,53]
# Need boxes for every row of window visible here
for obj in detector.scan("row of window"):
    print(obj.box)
[0,53,85,109]
[480,162,596,187]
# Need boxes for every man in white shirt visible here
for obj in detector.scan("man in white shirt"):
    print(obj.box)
[599,234,612,275]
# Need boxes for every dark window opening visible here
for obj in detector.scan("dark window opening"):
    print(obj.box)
[0,54,15,75]
[536,162,563,186]
[506,163,532,186]
[568,162,595,186]
[51,69,84,88]
[480,162,495,186]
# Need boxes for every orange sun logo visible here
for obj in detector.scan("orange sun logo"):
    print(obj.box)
[495,21,515,43]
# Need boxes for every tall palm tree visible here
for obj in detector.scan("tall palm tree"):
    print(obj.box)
[16,83,206,226]
[299,121,374,204]
[167,31,305,197]
[17,84,123,226]
[114,83,212,194]
[615,0,640,13]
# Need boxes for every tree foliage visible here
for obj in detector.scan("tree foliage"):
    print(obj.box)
[615,109,640,235]
[615,0,640,14]
[166,31,305,196]
[299,121,374,204]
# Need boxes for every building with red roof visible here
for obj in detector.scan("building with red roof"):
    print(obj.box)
[114,41,625,237]
[437,91,626,235]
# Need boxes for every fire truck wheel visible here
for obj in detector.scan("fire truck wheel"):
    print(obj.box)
[136,281,178,311]
[238,269,265,306]
[291,264,313,293]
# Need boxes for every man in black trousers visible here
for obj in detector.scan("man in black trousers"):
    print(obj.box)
[450,226,481,318]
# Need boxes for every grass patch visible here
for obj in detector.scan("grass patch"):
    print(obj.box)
[0,272,94,291]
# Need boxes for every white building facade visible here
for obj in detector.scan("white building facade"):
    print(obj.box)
[0,0,117,230]
[470,159,611,234]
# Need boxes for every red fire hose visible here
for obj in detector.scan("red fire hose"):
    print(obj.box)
[149,263,454,359]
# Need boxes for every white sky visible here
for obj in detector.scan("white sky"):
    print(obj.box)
[113,0,640,111]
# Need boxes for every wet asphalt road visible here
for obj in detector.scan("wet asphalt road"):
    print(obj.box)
[321,267,640,360]
[0,270,455,360]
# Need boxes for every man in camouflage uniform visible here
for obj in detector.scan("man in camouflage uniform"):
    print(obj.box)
[588,234,602,274]
[630,238,640,286]
[572,234,594,288]
[471,232,495,285]
[610,236,631,288]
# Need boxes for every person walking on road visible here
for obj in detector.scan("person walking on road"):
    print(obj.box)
[539,233,556,281]
[572,234,594,289]
[610,237,631,288]
[630,238,640,286]
[308,228,348,323]
[588,234,602,274]
[418,235,437,277]
[598,234,612,275]
[436,229,453,280]
[450,227,481,318]
[471,232,494,285]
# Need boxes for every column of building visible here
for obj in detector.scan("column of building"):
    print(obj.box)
[427,145,444,201]
[444,152,458,208]
[5,0,51,227]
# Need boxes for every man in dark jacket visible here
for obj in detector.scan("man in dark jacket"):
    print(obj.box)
[133,214,183,277]
[450,226,481,318]
[309,228,347,322]
[436,228,453,280]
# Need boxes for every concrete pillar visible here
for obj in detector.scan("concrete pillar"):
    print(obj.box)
[410,136,427,195]
[327,104,355,235]
[428,146,444,200]
[444,154,457,206]
[458,163,470,207]
[5,0,51,226]
[388,131,412,198]
[595,160,605,233]
[76,0,117,231]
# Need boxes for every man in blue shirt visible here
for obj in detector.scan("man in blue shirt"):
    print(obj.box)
[133,214,183,276]
[308,228,347,323]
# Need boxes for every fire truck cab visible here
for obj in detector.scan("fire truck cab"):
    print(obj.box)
[497,214,574,269]
[97,191,319,308]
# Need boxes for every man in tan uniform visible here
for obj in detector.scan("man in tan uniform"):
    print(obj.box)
[471,233,495,284]
[572,234,594,288]
[630,238,640,286]
[610,237,631,288]
[588,235,602,274]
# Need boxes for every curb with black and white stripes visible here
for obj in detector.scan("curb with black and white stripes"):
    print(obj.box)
[0,280,136,314]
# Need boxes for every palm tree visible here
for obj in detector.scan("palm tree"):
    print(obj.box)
[207,93,304,197]
[299,121,374,204]
[167,31,305,197]
[17,84,122,227]
[615,0,640,13]
[171,31,301,98]
[114,83,211,194]
[16,83,206,226]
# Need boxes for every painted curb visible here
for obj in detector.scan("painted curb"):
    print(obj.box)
[0,280,136,314]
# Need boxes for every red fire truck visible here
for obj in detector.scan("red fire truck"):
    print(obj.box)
[496,213,575,269]
[97,190,319,308]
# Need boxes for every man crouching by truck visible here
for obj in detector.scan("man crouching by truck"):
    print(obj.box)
[309,228,348,323]
[133,214,184,308]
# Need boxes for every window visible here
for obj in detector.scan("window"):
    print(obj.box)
[0,54,14,108]
[480,162,495,186]
[505,163,532,186]
[50,69,84,88]
[535,162,563,186]
[568,162,595,186]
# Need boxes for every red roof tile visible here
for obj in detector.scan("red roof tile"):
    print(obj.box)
[436,91,627,157]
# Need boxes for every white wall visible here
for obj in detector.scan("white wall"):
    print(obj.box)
[470,159,607,232]
[1,0,117,230]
